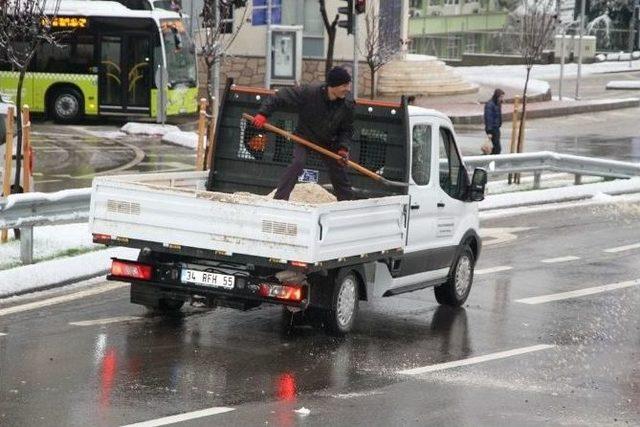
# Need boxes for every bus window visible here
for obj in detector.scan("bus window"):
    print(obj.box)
[35,36,95,74]
[160,19,196,87]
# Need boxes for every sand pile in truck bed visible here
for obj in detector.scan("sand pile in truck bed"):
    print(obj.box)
[198,183,337,204]
[266,183,337,204]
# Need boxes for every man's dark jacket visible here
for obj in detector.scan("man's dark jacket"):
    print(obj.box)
[483,100,502,133]
[258,83,354,150]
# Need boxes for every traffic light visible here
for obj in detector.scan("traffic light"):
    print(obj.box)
[338,0,354,35]
[355,0,365,14]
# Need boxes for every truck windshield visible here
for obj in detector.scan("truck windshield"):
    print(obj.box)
[160,19,197,87]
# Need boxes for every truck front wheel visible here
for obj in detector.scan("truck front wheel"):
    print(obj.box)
[324,271,359,336]
[434,245,475,307]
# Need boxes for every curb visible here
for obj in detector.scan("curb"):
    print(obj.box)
[449,98,640,125]
[0,270,108,299]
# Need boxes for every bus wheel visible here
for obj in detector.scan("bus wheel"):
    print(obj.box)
[50,88,84,123]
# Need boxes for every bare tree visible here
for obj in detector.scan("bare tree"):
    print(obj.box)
[0,0,62,191]
[199,0,248,109]
[513,0,558,149]
[359,5,396,99]
[319,0,339,78]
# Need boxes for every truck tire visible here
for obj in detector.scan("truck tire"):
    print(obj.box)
[324,271,359,336]
[50,87,84,123]
[434,244,475,307]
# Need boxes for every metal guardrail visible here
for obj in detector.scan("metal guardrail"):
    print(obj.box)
[464,151,640,187]
[1,152,639,265]
[0,188,91,264]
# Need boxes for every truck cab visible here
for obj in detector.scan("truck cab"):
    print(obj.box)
[90,82,487,335]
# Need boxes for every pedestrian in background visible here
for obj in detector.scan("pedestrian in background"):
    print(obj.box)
[484,88,505,155]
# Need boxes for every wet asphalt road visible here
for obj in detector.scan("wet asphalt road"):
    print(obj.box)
[1,200,639,426]
[30,122,196,192]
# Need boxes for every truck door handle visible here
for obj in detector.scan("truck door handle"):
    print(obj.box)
[437,202,445,208]
[410,204,420,210]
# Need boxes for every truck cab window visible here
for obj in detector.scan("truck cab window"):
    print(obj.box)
[411,124,431,185]
[438,127,464,199]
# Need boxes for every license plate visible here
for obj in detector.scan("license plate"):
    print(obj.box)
[181,269,235,289]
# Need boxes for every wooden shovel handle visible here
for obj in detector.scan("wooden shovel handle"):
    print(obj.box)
[242,113,385,183]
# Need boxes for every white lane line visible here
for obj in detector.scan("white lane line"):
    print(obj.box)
[516,279,640,305]
[0,283,127,317]
[398,344,554,375]
[0,333,6,337]
[475,266,513,275]
[69,316,143,327]
[541,256,580,264]
[120,407,235,427]
[604,242,640,253]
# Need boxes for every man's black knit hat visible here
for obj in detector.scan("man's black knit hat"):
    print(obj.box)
[326,66,351,87]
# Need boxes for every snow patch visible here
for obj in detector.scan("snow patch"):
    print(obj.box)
[606,80,640,90]
[162,130,199,149]
[0,246,138,297]
[121,122,179,136]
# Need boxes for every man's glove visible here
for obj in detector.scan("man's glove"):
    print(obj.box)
[252,113,267,129]
[337,147,349,166]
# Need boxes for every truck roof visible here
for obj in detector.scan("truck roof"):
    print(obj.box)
[407,105,452,124]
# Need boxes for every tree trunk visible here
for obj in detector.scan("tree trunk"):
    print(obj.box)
[369,64,375,99]
[517,66,531,154]
[325,27,336,77]
[13,68,26,190]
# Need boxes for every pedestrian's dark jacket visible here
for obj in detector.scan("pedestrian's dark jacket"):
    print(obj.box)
[484,99,502,133]
[258,83,354,150]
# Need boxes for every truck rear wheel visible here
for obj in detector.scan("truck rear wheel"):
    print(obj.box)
[434,244,475,307]
[324,271,359,336]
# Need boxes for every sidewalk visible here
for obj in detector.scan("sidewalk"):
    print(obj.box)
[423,97,640,125]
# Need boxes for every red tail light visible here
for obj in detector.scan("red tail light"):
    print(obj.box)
[111,259,153,281]
[258,283,303,301]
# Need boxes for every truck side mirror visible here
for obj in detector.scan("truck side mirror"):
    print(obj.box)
[469,168,487,202]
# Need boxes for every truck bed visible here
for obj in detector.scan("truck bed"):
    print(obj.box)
[90,171,409,268]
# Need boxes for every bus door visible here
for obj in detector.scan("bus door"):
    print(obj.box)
[99,34,152,115]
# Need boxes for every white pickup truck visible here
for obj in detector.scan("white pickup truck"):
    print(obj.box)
[89,83,487,335]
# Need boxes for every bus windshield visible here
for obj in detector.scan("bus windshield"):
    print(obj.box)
[160,19,196,87]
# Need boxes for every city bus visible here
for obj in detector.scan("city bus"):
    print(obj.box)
[0,0,198,122]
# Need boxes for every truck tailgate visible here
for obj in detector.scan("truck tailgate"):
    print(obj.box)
[90,172,409,264]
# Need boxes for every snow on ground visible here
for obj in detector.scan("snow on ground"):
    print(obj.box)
[0,223,94,269]
[465,76,550,95]
[121,122,180,136]
[0,246,138,298]
[162,130,198,149]
[1,177,640,297]
[480,177,640,210]
[458,59,640,83]
[606,80,640,90]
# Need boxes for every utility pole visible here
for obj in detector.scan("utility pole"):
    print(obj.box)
[575,0,585,100]
[557,0,565,100]
[212,0,220,116]
[265,0,272,89]
[352,11,358,98]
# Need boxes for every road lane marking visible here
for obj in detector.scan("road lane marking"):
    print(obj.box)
[475,266,513,275]
[604,243,640,253]
[70,316,143,326]
[0,333,6,337]
[515,279,640,305]
[0,283,127,317]
[121,407,235,427]
[398,344,554,375]
[541,256,580,264]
